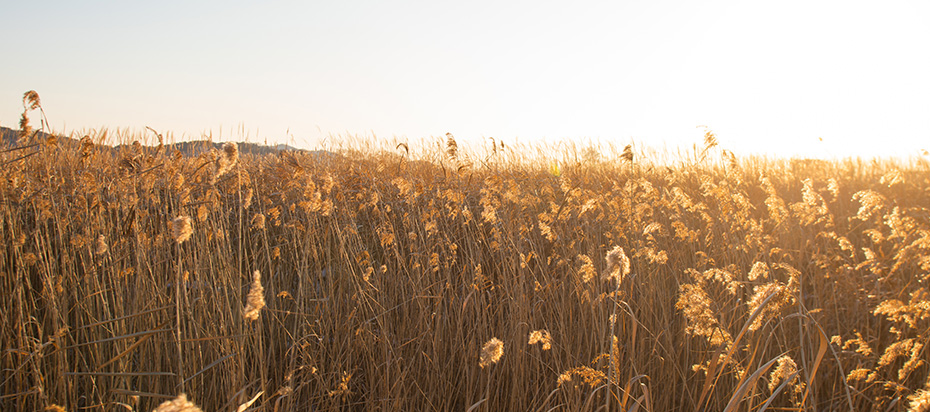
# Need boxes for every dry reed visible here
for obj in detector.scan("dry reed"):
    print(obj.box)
[1,93,928,410]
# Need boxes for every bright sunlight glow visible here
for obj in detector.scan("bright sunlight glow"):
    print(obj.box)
[2,0,928,159]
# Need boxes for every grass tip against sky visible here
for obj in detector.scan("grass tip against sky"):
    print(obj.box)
[1,0,928,159]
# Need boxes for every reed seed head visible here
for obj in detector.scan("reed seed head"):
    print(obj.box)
[479,337,504,368]
[243,270,265,321]
[18,113,31,140]
[95,235,108,255]
[603,246,630,284]
[909,389,930,412]
[621,144,634,163]
[242,187,254,209]
[528,330,552,350]
[23,90,41,110]
[152,393,203,412]
[748,261,769,281]
[223,141,239,165]
[768,355,801,393]
[251,213,266,230]
[172,216,193,244]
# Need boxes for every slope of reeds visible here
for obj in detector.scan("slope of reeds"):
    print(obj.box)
[2,92,929,411]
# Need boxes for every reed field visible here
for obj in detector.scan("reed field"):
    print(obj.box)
[3,91,930,411]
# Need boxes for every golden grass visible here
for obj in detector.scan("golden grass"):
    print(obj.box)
[2,91,930,410]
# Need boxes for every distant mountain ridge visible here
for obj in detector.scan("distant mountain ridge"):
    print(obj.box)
[115,139,303,157]
[0,126,302,156]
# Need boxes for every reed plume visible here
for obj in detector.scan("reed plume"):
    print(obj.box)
[172,216,193,244]
[243,270,265,321]
[251,213,266,230]
[603,246,630,284]
[19,90,41,141]
[528,330,552,350]
[152,394,203,412]
[211,142,239,182]
[480,338,504,368]
[909,389,930,412]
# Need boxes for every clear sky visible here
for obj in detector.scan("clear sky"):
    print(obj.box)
[2,0,928,158]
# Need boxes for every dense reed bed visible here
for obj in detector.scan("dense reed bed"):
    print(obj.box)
[2,92,929,411]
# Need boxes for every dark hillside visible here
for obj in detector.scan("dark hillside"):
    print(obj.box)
[1,126,303,157]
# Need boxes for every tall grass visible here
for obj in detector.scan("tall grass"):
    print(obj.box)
[1,92,929,411]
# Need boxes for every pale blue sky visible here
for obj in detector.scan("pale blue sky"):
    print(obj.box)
[2,0,928,158]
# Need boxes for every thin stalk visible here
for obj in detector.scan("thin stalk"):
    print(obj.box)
[175,245,184,391]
